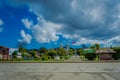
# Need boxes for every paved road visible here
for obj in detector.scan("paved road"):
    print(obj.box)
[0,63,120,80]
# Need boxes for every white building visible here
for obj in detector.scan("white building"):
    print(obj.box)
[9,48,18,55]
[9,48,20,59]
[17,52,22,58]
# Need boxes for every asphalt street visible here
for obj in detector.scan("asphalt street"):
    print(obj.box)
[0,63,120,80]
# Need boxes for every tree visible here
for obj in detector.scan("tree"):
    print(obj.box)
[57,48,66,56]
[95,43,100,50]
[90,45,95,50]
[112,47,120,60]
[12,51,17,58]
[21,53,26,58]
[30,51,37,58]
[19,47,27,53]
[68,49,74,55]
[18,41,27,53]
[84,53,96,60]
[39,47,47,54]
[46,50,57,58]
[77,49,83,56]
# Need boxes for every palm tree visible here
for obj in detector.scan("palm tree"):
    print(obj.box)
[95,43,100,50]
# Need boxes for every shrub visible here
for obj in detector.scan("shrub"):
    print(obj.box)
[48,56,51,60]
[14,58,23,61]
[41,56,48,61]
[113,53,120,60]
[60,56,63,59]
[12,51,17,58]
[80,55,85,60]
[84,53,96,60]
[95,56,99,61]
[65,56,68,59]
[34,58,40,61]
[41,57,45,61]
[112,47,120,60]
[46,50,57,58]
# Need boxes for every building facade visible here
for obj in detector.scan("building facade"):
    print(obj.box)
[95,49,116,60]
[0,46,9,60]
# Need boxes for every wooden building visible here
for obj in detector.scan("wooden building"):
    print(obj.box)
[95,49,116,60]
[0,46,9,60]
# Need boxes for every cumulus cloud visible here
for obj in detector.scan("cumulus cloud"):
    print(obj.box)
[31,17,62,43]
[19,30,32,44]
[107,35,120,46]
[0,19,4,32]
[5,0,120,46]
[28,0,120,46]
[21,18,33,29]
[21,17,62,43]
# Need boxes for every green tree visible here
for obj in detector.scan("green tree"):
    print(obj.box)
[112,47,120,60]
[12,51,17,58]
[68,49,74,55]
[57,48,66,56]
[84,53,96,60]
[90,45,95,50]
[18,41,27,53]
[39,47,47,54]
[95,43,100,50]
[19,47,27,53]
[77,49,83,56]
[46,50,57,58]
[30,51,37,58]
[21,53,26,58]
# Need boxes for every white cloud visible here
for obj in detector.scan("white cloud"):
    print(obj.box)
[19,30,32,44]
[0,19,4,32]
[71,0,78,11]
[109,4,120,33]
[21,18,33,29]
[27,2,120,46]
[4,0,120,46]
[106,35,120,46]
[32,17,62,43]
[73,35,120,47]
[73,38,104,46]
[89,7,104,23]
[107,35,120,42]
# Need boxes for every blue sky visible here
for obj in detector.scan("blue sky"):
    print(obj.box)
[0,0,120,49]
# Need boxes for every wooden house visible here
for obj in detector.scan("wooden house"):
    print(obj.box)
[95,49,116,60]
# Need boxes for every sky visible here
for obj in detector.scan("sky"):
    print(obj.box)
[0,0,120,49]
